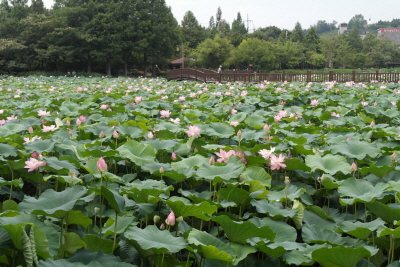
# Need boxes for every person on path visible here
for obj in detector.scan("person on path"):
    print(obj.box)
[217,65,222,73]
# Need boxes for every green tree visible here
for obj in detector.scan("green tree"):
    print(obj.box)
[191,34,233,69]
[320,36,336,68]
[181,10,205,49]
[291,22,304,43]
[348,14,367,30]
[231,38,275,70]
[346,27,363,52]
[304,27,320,51]
[314,20,337,35]
[231,12,247,35]
[275,40,303,69]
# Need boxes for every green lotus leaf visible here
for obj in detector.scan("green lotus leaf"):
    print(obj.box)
[25,139,55,153]
[251,199,296,219]
[0,177,23,188]
[258,241,307,259]
[171,155,208,171]
[381,109,400,118]
[366,202,400,223]
[211,215,275,242]
[0,123,26,137]
[196,163,244,181]
[203,122,235,138]
[0,143,17,157]
[166,200,217,221]
[125,225,187,254]
[219,186,251,208]
[338,177,388,205]
[230,243,257,266]
[59,102,82,116]
[187,228,236,262]
[244,116,265,129]
[80,235,114,254]
[302,224,345,246]
[143,139,178,151]
[359,165,395,178]
[65,210,92,228]
[88,186,126,213]
[117,140,156,166]
[249,217,297,243]
[0,214,59,258]
[305,154,351,175]
[63,232,87,255]
[44,157,79,174]
[229,112,248,122]
[320,174,341,190]
[115,125,142,138]
[102,215,137,238]
[285,157,312,171]
[18,186,94,218]
[267,184,305,202]
[336,218,385,240]
[329,140,380,160]
[311,246,377,267]
[242,166,271,187]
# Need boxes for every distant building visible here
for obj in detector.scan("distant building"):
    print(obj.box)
[338,22,367,39]
[377,28,400,44]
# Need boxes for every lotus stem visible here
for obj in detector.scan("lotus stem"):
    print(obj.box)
[112,213,118,254]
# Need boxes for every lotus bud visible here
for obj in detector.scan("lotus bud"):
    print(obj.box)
[284,176,291,185]
[112,130,119,138]
[159,167,164,174]
[31,152,39,158]
[96,157,107,173]
[79,115,86,122]
[237,129,242,139]
[66,120,71,126]
[69,171,76,178]
[172,152,177,160]
[94,207,100,214]
[28,126,34,134]
[176,216,183,223]
[370,121,375,127]
[160,223,165,230]
[153,215,160,223]
[209,156,215,165]
[69,130,74,135]
[263,124,270,132]
[239,177,244,182]
[148,132,154,139]
[392,153,398,163]
[99,131,105,138]
[351,162,357,172]
[165,211,175,226]
[76,118,81,125]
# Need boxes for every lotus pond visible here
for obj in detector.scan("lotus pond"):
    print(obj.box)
[1,76,400,267]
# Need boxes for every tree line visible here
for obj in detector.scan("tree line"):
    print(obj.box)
[0,1,399,75]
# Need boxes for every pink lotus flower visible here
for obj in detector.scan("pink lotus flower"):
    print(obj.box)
[99,131,105,138]
[31,152,40,158]
[361,101,368,107]
[170,118,180,124]
[351,162,357,172]
[263,124,270,132]
[230,121,239,126]
[112,130,119,138]
[96,157,108,173]
[100,104,108,109]
[310,99,318,106]
[28,126,34,134]
[37,110,51,116]
[42,125,58,132]
[160,110,171,118]
[172,152,177,160]
[165,211,175,226]
[185,125,201,138]
[259,148,275,160]
[76,118,81,125]
[148,132,154,139]
[330,112,340,118]
[231,109,238,115]
[209,156,215,165]
[215,149,236,163]
[268,154,286,170]
[24,158,46,172]
[79,116,87,122]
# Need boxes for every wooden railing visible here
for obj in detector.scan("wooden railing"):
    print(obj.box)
[166,68,400,83]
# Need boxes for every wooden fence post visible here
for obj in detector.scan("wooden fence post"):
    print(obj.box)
[352,70,356,82]
[329,71,333,82]
[306,71,311,83]
[282,71,285,82]
[376,70,379,81]
[233,71,236,82]
[219,72,221,83]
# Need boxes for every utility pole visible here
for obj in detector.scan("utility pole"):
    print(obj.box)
[244,14,252,33]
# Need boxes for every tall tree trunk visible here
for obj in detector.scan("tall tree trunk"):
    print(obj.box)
[123,55,128,76]
[143,53,147,78]
[152,63,156,77]
[87,56,92,73]
[106,58,111,76]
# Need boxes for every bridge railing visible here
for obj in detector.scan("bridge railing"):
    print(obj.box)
[167,68,400,83]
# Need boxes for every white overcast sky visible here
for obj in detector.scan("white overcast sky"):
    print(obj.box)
[42,0,400,30]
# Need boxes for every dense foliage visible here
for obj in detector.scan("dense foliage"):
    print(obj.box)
[1,76,400,266]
